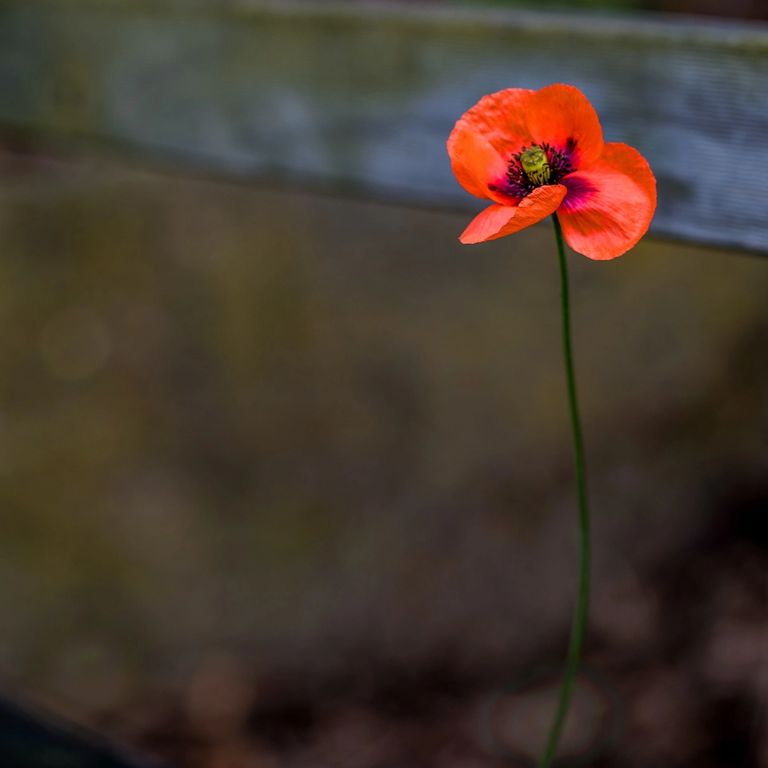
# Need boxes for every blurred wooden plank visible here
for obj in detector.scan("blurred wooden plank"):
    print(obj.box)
[0,0,767,252]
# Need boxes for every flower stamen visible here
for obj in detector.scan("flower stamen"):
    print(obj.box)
[504,142,576,199]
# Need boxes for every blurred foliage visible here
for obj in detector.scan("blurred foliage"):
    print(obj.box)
[0,149,767,766]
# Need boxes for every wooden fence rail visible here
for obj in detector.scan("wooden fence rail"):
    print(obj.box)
[1,0,767,252]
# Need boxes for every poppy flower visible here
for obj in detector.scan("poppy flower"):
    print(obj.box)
[447,83,656,260]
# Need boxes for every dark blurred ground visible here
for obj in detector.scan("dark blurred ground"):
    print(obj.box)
[0,149,766,767]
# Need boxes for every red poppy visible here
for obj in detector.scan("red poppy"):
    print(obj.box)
[447,84,656,260]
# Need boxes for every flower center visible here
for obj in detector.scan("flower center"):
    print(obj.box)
[500,141,576,200]
[519,145,551,185]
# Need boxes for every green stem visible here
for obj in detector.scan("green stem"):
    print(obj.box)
[538,215,592,768]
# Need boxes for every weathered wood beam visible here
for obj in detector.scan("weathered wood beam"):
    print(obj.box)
[0,1,767,252]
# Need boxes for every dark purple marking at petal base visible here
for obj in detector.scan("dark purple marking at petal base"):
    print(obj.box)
[560,174,598,212]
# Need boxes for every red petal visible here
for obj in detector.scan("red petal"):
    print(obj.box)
[526,84,604,168]
[460,185,567,244]
[453,88,534,158]
[556,143,656,260]
[446,118,510,200]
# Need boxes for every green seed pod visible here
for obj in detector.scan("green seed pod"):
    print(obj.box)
[520,145,551,186]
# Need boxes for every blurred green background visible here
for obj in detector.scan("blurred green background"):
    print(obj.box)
[0,1,767,767]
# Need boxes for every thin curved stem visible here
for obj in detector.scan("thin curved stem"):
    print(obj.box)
[538,215,592,768]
